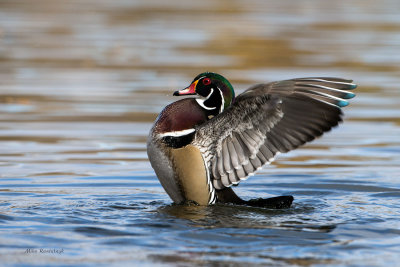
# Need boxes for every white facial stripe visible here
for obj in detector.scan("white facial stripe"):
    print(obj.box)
[158,128,195,138]
[196,99,216,110]
[217,87,225,113]
[196,88,216,110]
[196,87,226,114]
[205,88,214,99]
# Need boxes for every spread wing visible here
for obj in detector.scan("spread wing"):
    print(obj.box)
[192,77,356,190]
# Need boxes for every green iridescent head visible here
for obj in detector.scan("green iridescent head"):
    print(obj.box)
[174,72,235,112]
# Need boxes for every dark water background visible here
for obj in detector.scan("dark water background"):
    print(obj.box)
[1,0,400,266]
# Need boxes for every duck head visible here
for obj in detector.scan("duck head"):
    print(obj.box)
[173,72,235,116]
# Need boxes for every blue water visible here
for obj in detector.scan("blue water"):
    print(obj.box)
[1,0,400,266]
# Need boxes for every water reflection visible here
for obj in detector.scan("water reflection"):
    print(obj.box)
[158,203,320,230]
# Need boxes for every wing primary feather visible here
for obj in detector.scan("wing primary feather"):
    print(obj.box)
[217,152,225,177]
[235,166,246,179]
[244,129,262,144]
[241,134,258,157]
[227,138,240,169]
[241,131,258,152]
[295,91,349,108]
[228,171,240,185]
[295,83,356,99]
[267,130,292,152]
[243,161,254,176]
[271,124,301,148]
[222,141,232,173]
[246,130,265,155]
[293,77,356,88]
[221,174,231,187]
[213,179,224,190]
[259,144,275,160]
[235,134,251,165]
[250,156,262,170]
[256,151,267,163]
[283,114,336,133]
[277,121,314,144]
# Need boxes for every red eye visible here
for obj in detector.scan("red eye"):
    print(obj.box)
[202,78,211,86]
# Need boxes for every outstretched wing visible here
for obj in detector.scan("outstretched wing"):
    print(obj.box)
[193,77,356,190]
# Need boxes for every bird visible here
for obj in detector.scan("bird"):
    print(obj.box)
[147,72,356,207]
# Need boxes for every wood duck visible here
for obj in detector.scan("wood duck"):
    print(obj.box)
[147,72,356,207]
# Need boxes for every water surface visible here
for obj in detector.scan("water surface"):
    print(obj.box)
[1,0,400,266]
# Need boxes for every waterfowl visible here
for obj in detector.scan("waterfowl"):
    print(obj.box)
[147,72,356,207]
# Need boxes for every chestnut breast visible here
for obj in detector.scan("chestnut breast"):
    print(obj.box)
[154,98,208,135]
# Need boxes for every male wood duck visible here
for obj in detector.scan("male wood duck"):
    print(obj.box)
[147,72,356,207]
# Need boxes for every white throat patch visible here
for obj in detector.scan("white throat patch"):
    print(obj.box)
[196,88,216,110]
[195,87,225,113]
